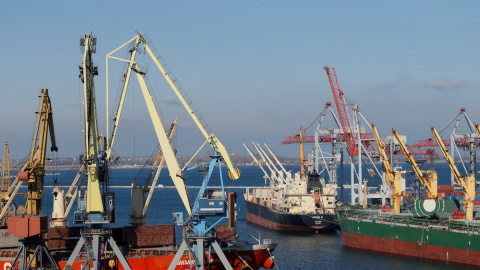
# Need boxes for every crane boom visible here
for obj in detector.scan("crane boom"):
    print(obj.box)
[324,66,358,156]
[392,128,437,199]
[243,143,273,184]
[475,122,480,139]
[138,33,240,180]
[372,123,401,213]
[135,69,191,214]
[431,125,476,220]
[372,123,393,183]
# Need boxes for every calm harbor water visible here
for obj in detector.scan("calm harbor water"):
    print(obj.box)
[22,162,478,269]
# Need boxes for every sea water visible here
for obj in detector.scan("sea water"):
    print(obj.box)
[25,163,478,269]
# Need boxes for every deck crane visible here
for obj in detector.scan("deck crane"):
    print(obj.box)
[65,34,131,270]
[372,123,402,213]
[252,142,285,184]
[431,125,476,220]
[393,128,437,199]
[243,143,273,185]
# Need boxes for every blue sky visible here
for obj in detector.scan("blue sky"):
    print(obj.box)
[0,1,479,160]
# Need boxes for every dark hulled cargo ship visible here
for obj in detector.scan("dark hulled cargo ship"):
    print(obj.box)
[245,171,338,232]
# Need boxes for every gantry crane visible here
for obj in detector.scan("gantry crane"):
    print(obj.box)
[2,89,58,218]
[65,34,131,270]
[0,89,58,222]
[393,128,437,199]
[1,142,10,201]
[372,123,402,213]
[0,142,11,226]
[6,89,59,270]
[106,32,241,214]
[431,125,476,220]
[324,66,358,157]
[107,32,244,270]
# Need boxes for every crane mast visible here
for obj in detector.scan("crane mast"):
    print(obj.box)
[392,128,437,199]
[66,34,131,270]
[299,126,306,180]
[372,123,401,213]
[431,125,476,220]
[1,142,10,201]
[80,34,105,215]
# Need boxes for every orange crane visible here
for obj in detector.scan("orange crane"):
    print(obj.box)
[431,125,476,220]
[299,126,306,180]
[393,128,437,199]
[475,122,480,140]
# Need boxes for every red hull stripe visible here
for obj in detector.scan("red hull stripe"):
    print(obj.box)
[0,248,273,270]
[342,232,480,266]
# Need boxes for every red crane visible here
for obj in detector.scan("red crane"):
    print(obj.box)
[323,66,358,156]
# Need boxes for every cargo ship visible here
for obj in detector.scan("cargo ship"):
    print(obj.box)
[0,224,276,270]
[337,201,480,267]
[243,143,338,232]
[335,124,480,267]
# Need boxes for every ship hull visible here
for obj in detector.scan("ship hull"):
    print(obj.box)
[0,243,276,270]
[245,200,338,232]
[338,208,480,266]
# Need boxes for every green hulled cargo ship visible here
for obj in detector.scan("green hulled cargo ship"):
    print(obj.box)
[337,202,480,267]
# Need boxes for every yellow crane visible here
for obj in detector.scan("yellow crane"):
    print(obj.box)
[1,142,10,201]
[65,34,131,270]
[3,90,59,270]
[0,142,11,226]
[299,126,306,180]
[392,128,437,199]
[372,123,402,213]
[0,89,57,221]
[25,89,58,216]
[475,122,480,138]
[431,125,476,220]
[106,32,242,214]
[107,32,240,180]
